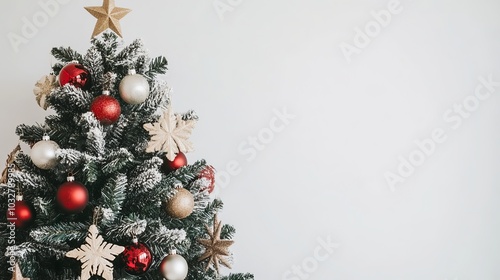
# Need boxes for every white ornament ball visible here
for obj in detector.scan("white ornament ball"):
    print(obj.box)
[31,135,59,169]
[119,69,150,105]
[160,250,188,280]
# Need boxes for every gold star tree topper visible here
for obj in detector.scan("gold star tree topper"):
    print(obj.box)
[198,214,235,274]
[85,0,131,38]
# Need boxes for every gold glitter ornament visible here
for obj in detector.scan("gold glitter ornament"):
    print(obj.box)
[165,188,194,219]
[198,214,234,274]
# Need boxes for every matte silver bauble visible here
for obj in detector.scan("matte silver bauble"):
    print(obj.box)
[31,135,59,170]
[119,69,150,105]
[160,250,188,280]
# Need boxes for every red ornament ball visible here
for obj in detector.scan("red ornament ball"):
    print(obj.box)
[56,178,88,213]
[199,165,216,194]
[6,198,33,228]
[59,63,91,89]
[161,152,188,173]
[91,94,121,125]
[122,242,153,275]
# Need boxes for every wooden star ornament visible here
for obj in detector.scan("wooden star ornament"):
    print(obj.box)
[66,225,124,280]
[11,263,30,280]
[198,214,234,274]
[85,0,131,38]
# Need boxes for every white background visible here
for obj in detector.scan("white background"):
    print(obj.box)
[1,0,500,279]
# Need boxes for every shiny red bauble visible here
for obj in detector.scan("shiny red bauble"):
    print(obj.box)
[122,242,153,275]
[59,63,91,89]
[199,165,216,194]
[91,94,121,125]
[161,152,187,173]
[6,198,33,228]
[56,178,89,213]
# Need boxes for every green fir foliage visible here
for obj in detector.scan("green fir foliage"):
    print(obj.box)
[0,33,253,280]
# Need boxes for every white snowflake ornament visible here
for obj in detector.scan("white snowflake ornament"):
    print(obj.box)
[66,224,124,280]
[143,105,197,161]
[33,74,58,110]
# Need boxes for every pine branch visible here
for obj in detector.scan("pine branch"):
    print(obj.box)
[85,127,106,157]
[102,72,117,91]
[100,174,127,220]
[145,56,168,79]
[91,32,119,72]
[140,80,169,116]
[47,86,94,114]
[83,46,105,92]
[16,124,45,146]
[173,160,208,189]
[130,156,162,177]
[51,47,83,65]
[143,221,187,256]
[11,170,53,197]
[181,109,199,121]
[115,39,146,69]
[56,149,86,171]
[128,169,163,192]
[136,54,149,75]
[102,148,135,175]
[220,224,236,240]
[12,242,72,279]
[32,197,59,224]
[44,115,80,148]
[105,214,147,242]
[30,222,88,245]
[14,153,37,174]
[106,116,128,149]
[197,199,224,222]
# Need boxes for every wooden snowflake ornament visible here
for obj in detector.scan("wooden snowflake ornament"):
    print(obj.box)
[66,225,124,280]
[143,105,197,161]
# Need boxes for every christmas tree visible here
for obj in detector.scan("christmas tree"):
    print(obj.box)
[0,1,253,280]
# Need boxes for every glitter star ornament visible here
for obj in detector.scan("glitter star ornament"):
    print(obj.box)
[85,0,131,38]
[198,214,234,274]
[11,263,30,280]
[33,74,58,110]
[66,224,125,280]
[143,105,197,161]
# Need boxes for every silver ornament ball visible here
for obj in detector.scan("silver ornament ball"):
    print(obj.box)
[160,250,188,280]
[31,136,59,170]
[119,70,150,105]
